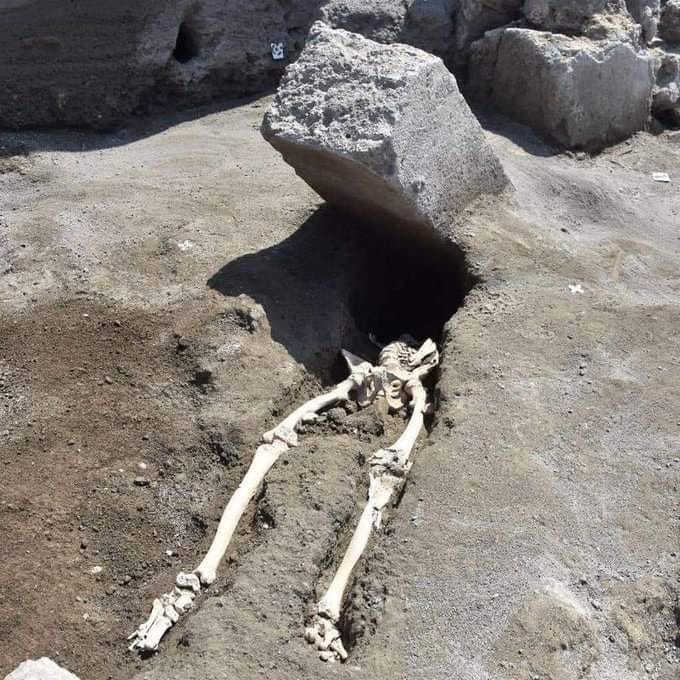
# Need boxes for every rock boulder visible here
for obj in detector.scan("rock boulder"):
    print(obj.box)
[652,49,680,125]
[626,0,660,42]
[469,27,655,150]
[261,21,508,240]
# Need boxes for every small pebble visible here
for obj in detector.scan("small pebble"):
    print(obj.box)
[134,476,150,487]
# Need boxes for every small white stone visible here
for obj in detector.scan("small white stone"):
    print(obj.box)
[4,657,81,680]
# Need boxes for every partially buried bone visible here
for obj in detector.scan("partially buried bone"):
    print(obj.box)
[305,339,438,662]
[128,349,377,653]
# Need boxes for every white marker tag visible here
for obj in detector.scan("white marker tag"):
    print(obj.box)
[271,42,285,60]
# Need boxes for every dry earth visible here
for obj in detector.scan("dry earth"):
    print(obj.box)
[0,98,678,680]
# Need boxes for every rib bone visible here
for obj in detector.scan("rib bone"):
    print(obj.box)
[129,357,375,653]
[305,341,437,662]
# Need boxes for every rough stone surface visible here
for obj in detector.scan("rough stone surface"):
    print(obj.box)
[523,0,641,42]
[319,0,457,58]
[4,659,80,680]
[405,0,458,56]
[0,0,323,129]
[455,0,522,54]
[469,27,655,150]
[524,0,615,31]
[0,0,460,130]
[626,0,660,42]
[262,21,508,240]
[659,0,680,42]
[652,48,680,124]
[318,0,408,43]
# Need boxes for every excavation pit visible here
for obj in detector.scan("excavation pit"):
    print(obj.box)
[209,206,474,383]
[347,218,473,347]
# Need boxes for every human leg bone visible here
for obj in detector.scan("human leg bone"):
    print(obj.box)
[129,364,376,653]
[305,379,431,662]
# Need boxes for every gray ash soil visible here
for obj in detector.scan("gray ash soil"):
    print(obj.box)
[1,99,679,680]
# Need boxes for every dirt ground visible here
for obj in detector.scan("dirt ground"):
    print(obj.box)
[0,99,678,680]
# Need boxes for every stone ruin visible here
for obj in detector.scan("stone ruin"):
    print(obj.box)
[2,1,680,147]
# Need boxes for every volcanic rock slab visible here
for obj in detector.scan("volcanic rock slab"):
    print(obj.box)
[469,27,655,150]
[261,21,508,240]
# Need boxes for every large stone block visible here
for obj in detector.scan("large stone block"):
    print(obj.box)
[261,21,508,240]
[469,27,655,150]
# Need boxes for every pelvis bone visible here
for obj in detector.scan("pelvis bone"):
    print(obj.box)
[128,336,438,656]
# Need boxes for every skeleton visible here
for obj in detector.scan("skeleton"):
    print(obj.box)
[128,335,438,658]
